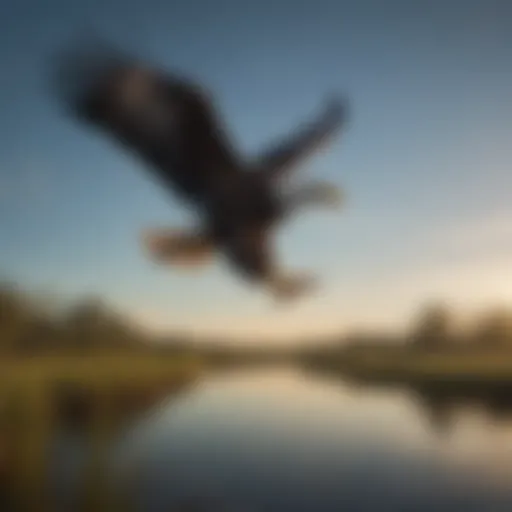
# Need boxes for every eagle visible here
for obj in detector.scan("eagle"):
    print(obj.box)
[52,41,349,301]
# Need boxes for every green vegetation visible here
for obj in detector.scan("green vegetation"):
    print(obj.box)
[0,282,203,511]
[298,301,512,437]
[3,281,512,510]
[301,301,512,386]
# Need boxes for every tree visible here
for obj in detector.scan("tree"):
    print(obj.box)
[472,308,512,348]
[0,283,38,352]
[410,302,452,350]
[62,297,142,350]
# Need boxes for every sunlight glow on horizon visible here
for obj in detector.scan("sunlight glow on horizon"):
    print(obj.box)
[128,207,512,342]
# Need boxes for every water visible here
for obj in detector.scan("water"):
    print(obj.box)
[51,366,512,511]
[90,366,511,512]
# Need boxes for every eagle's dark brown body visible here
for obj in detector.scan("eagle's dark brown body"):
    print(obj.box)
[53,42,348,300]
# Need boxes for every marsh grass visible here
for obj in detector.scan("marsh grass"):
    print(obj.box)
[319,350,512,383]
[0,354,202,512]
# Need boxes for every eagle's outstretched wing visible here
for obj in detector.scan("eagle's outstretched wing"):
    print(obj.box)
[253,98,348,182]
[53,43,241,204]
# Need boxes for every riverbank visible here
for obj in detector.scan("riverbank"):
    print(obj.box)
[302,348,512,387]
[0,353,203,511]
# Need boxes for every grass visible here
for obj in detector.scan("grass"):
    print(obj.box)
[303,347,512,386]
[0,352,201,383]
[3,345,512,510]
[0,353,204,512]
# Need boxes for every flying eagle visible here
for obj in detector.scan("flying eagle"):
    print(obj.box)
[53,42,349,301]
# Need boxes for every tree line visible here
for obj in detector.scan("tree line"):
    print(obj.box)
[2,282,512,355]
[410,302,512,350]
[0,283,150,354]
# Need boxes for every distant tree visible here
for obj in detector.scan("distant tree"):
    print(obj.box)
[410,302,453,350]
[61,296,143,350]
[0,283,38,352]
[0,281,163,354]
[16,316,61,353]
[472,308,512,348]
[61,297,105,348]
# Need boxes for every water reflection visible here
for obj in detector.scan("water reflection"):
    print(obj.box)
[406,383,512,487]
[49,379,196,512]
[113,367,512,512]
[411,383,512,429]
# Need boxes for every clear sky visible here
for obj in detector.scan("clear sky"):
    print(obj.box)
[1,0,512,342]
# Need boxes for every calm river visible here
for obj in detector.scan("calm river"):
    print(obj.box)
[55,366,512,511]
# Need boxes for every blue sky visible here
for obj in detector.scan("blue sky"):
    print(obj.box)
[1,0,512,341]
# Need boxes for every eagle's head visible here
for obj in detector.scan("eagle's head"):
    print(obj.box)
[52,39,157,125]
[52,40,177,148]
